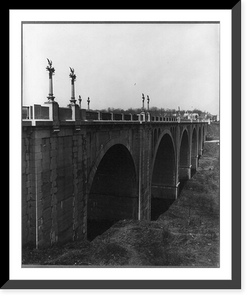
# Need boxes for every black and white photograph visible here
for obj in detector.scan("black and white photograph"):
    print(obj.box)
[21,21,220,268]
[6,4,244,292]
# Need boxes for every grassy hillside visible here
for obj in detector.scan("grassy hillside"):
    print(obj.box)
[206,122,220,140]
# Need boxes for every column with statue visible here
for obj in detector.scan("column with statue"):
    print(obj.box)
[69,67,80,122]
[45,59,59,125]
[46,58,55,101]
[69,67,76,104]
[146,95,151,122]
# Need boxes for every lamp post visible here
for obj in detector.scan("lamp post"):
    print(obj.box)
[147,95,150,111]
[78,95,82,108]
[142,93,145,110]
[46,58,55,101]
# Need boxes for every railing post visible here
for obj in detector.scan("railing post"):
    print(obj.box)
[147,112,150,122]
[44,101,59,122]
[141,112,145,122]
[29,106,33,119]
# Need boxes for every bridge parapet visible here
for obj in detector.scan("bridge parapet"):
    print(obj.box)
[22,103,209,133]
[22,101,193,126]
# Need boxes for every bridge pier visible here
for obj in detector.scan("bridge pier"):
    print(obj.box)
[179,165,192,180]
[191,155,199,170]
[151,183,180,200]
[151,182,180,220]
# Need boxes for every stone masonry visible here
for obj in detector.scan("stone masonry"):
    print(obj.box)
[22,102,207,249]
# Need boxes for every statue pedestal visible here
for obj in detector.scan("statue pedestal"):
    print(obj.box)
[69,103,80,121]
[44,101,59,121]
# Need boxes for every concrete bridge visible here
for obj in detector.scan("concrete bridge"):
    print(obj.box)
[22,101,207,248]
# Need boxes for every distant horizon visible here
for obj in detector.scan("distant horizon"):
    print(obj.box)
[82,105,216,115]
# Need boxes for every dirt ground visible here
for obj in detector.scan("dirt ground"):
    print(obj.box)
[22,123,220,267]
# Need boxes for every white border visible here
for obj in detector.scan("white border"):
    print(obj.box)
[9,9,232,281]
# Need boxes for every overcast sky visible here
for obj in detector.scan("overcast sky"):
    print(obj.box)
[23,23,219,114]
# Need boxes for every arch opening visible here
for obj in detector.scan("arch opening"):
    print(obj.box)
[87,144,138,240]
[151,133,176,220]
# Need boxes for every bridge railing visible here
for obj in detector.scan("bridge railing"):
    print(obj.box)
[22,106,32,120]
[22,104,51,121]
[22,103,208,125]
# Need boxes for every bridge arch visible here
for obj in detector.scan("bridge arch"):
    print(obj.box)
[87,137,136,191]
[151,130,177,219]
[152,130,176,186]
[179,128,191,180]
[87,139,138,240]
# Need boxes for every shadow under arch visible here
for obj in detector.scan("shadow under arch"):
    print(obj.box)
[87,141,138,241]
[151,130,176,220]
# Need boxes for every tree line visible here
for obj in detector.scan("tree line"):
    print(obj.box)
[99,107,211,117]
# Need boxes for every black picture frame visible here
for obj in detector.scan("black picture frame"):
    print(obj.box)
[5,3,241,289]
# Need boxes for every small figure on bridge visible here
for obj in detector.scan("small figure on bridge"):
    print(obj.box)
[46,58,52,68]
[46,58,55,76]
[69,67,76,82]
[78,95,82,108]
